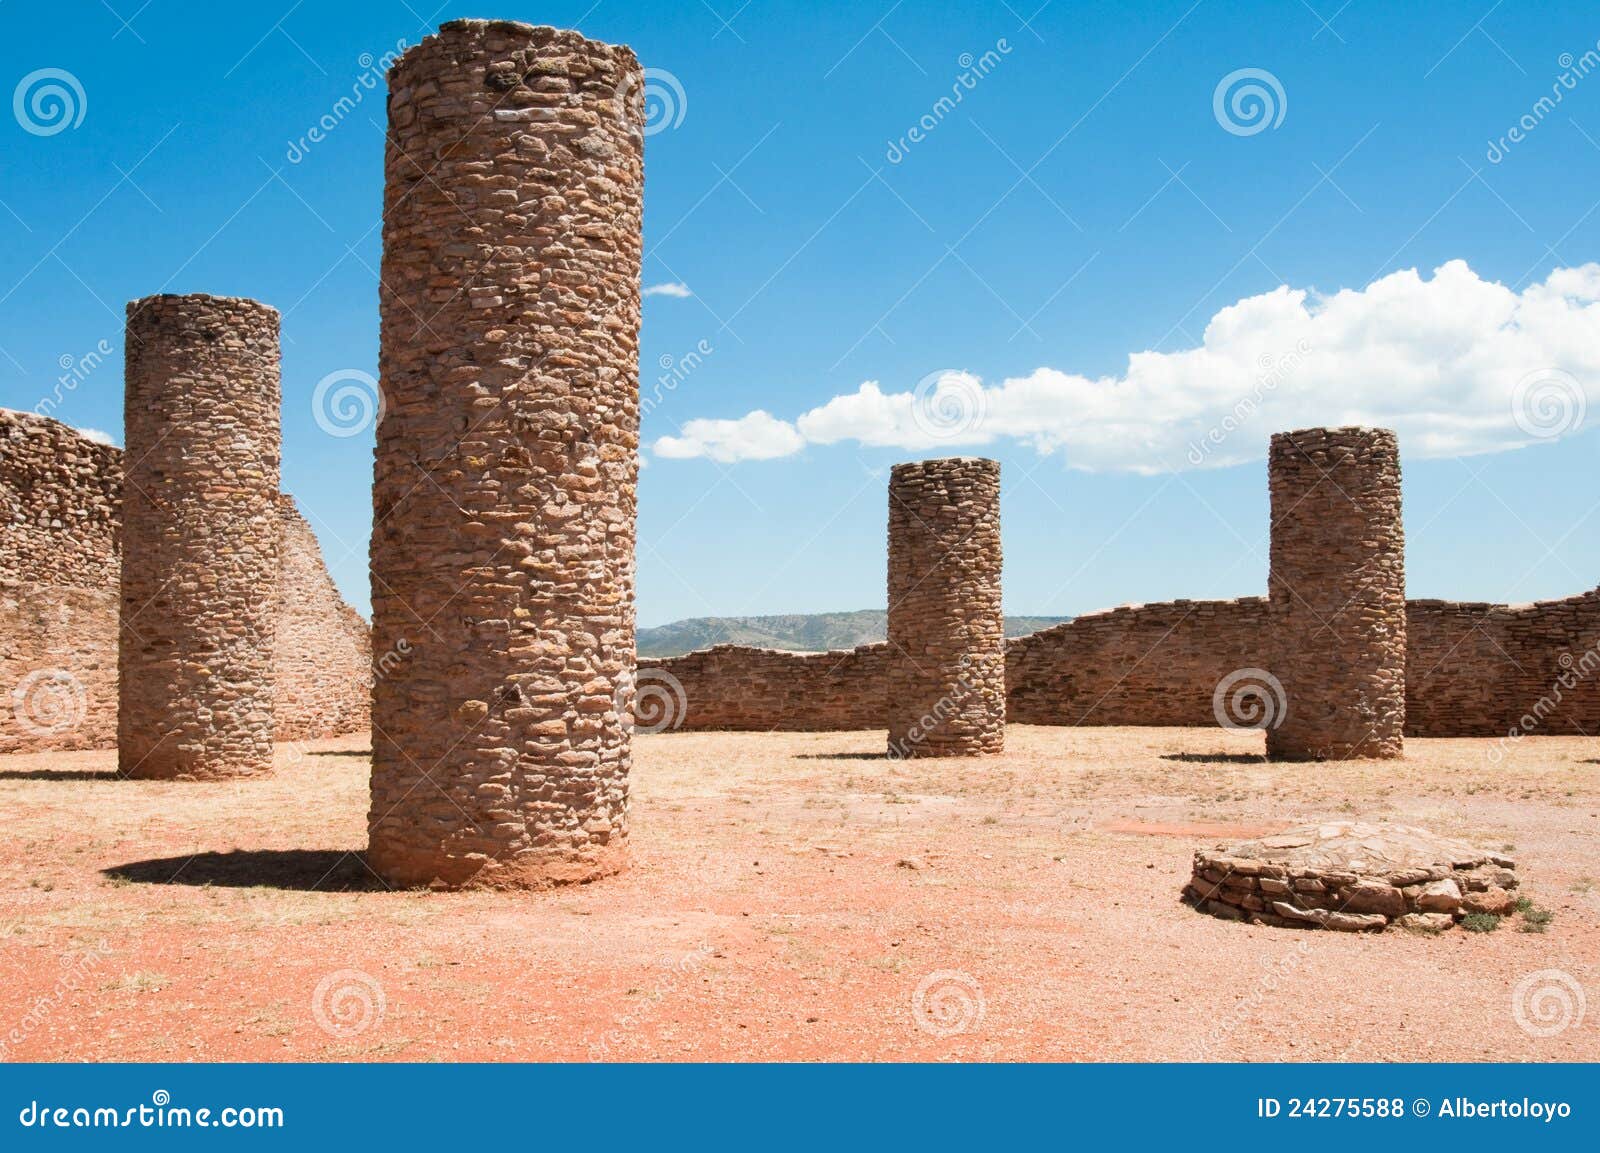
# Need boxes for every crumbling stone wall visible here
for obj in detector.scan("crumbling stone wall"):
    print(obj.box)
[1267,427,1406,760]
[885,457,1006,757]
[1,412,371,755]
[1407,591,1600,738]
[369,21,644,888]
[1007,597,1269,726]
[272,494,372,741]
[648,642,891,731]
[118,294,282,779]
[1,408,120,587]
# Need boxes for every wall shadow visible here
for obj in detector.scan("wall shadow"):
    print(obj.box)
[310,749,371,758]
[0,768,124,781]
[103,849,384,891]
[1161,752,1268,765]
[795,751,892,761]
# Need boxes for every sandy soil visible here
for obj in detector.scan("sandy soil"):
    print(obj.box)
[0,725,1596,1062]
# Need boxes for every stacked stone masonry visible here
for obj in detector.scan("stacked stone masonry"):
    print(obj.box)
[368,21,644,888]
[1267,427,1407,760]
[1186,821,1520,932]
[118,294,282,779]
[1,410,369,756]
[651,590,1600,740]
[885,458,1006,757]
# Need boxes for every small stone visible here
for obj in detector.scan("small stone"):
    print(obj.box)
[1416,878,1462,914]
[896,857,924,871]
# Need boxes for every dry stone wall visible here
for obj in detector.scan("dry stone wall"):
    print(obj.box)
[1007,597,1268,726]
[885,458,1006,757]
[650,589,1600,740]
[1,412,370,756]
[369,21,644,888]
[644,642,891,731]
[1266,427,1407,760]
[272,495,373,741]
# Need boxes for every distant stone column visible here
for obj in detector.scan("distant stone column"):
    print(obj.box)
[1267,427,1406,760]
[886,457,1006,757]
[368,20,643,888]
[118,294,281,779]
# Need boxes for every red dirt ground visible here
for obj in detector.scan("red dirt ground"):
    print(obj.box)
[1,725,1596,1061]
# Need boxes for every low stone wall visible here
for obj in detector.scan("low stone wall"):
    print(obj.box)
[1406,590,1600,738]
[655,589,1600,739]
[1006,598,1268,727]
[648,643,890,731]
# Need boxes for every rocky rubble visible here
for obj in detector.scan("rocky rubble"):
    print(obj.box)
[1186,820,1519,932]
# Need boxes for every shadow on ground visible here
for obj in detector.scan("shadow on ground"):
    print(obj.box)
[1161,752,1268,765]
[0,768,124,781]
[310,749,371,758]
[103,849,384,890]
[795,751,891,761]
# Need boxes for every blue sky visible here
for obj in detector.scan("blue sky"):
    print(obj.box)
[3,1,1598,626]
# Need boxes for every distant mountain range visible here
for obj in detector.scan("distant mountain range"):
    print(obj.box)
[636,609,1073,658]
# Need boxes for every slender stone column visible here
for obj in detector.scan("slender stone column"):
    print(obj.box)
[368,20,644,888]
[118,294,281,779]
[1267,426,1406,760]
[886,457,1006,758]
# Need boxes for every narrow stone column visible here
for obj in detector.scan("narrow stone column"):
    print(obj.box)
[368,21,643,888]
[1267,427,1406,760]
[118,294,281,779]
[886,457,1006,757]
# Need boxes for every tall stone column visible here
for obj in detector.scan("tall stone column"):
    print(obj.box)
[118,294,281,779]
[886,457,1006,758]
[368,21,643,888]
[1267,426,1406,760]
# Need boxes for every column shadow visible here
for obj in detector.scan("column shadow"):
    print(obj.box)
[102,849,384,891]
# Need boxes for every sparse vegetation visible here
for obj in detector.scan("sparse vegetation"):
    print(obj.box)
[1460,912,1501,933]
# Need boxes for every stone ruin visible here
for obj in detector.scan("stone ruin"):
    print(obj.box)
[1267,427,1407,761]
[367,21,644,888]
[118,294,283,780]
[886,457,1006,758]
[1186,821,1520,932]
[0,408,370,756]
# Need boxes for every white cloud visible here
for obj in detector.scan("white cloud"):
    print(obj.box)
[654,411,805,463]
[643,281,693,298]
[75,426,115,446]
[653,260,1600,471]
